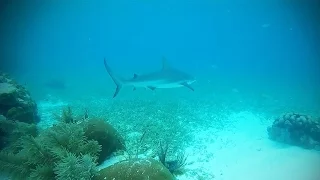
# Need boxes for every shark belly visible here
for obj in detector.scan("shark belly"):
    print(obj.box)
[127,79,184,89]
[152,83,184,88]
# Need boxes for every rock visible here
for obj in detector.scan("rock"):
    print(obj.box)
[0,115,5,121]
[267,113,320,150]
[289,115,296,122]
[0,83,18,106]
[284,113,291,119]
[279,117,285,123]
[284,120,291,127]
[300,116,307,123]
[94,158,175,180]
[82,119,126,164]
[0,72,39,124]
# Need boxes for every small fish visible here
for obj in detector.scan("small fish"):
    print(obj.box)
[103,57,196,98]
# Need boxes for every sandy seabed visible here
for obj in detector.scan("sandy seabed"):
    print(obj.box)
[176,111,320,180]
[36,97,320,180]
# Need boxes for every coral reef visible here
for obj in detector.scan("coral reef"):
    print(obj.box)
[0,121,101,180]
[83,119,126,164]
[53,153,97,180]
[158,141,188,175]
[267,112,320,150]
[55,107,126,164]
[0,72,39,124]
[0,80,180,180]
[0,116,38,152]
[94,158,175,180]
[0,106,127,180]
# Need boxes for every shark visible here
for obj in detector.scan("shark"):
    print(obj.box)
[103,57,196,98]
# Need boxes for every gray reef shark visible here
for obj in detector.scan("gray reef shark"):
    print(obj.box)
[103,57,196,98]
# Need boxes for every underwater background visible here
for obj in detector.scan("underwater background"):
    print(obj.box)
[0,0,320,180]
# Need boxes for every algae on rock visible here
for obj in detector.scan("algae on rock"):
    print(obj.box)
[55,107,126,164]
[0,72,39,124]
[83,118,126,164]
[0,98,127,180]
[94,158,175,180]
[0,117,38,152]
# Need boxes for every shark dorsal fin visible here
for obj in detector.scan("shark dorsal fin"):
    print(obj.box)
[133,74,138,79]
[161,57,170,70]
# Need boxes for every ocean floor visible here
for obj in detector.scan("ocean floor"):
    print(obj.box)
[36,95,320,180]
[176,112,320,180]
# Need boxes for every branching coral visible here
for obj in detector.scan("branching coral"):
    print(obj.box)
[158,141,188,175]
[0,151,31,180]
[0,106,126,179]
[0,111,102,179]
[0,118,38,152]
[19,135,55,165]
[29,165,55,180]
[54,106,75,124]
[54,153,98,180]
[45,122,101,157]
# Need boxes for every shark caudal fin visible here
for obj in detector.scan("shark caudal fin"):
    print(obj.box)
[103,58,122,98]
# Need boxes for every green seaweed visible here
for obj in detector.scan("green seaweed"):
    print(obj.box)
[61,106,74,123]
[0,106,127,179]
[54,153,98,180]
[29,165,55,180]
[0,151,31,180]
[0,118,38,152]
[20,136,54,164]
[44,122,101,157]
[54,106,75,124]
[0,117,101,179]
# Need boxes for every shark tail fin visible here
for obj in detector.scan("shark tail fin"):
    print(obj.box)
[103,58,122,98]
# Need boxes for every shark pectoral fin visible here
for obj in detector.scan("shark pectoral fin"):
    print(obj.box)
[147,86,156,91]
[181,82,194,91]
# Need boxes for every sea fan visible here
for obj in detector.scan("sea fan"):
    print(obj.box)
[28,165,55,180]
[45,122,101,157]
[54,153,98,180]
[158,141,188,174]
[0,151,30,180]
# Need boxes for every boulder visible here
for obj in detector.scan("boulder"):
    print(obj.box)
[94,158,175,180]
[268,113,320,150]
[0,72,39,124]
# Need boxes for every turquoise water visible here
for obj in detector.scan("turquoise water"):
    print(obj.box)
[1,0,320,179]
[1,1,319,107]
